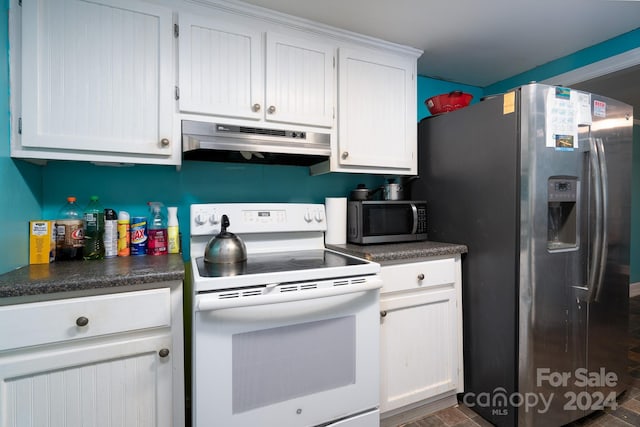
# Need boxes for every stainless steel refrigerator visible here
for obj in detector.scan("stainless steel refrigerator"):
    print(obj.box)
[411,83,632,426]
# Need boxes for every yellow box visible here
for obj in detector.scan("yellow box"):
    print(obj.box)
[29,220,55,264]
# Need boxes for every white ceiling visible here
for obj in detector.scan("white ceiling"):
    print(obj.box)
[239,0,640,88]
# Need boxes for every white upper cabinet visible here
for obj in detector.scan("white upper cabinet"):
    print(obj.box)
[178,14,263,121]
[10,0,421,170]
[179,13,334,128]
[12,0,178,165]
[330,48,417,174]
[264,33,334,127]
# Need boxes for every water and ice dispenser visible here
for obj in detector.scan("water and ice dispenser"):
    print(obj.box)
[547,177,578,250]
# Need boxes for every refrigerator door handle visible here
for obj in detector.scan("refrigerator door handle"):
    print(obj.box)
[595,137,609,301]
[587,137,608,303]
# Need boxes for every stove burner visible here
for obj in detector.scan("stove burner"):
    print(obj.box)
[196,249,367,278]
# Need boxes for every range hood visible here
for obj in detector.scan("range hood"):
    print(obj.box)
[182,120,331,166]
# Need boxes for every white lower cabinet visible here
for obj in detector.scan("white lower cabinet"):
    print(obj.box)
[0,285,183,427]
[379,257,463,418]
[1,333,172,427]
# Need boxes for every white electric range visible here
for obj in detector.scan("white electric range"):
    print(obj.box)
[189,203,382,427]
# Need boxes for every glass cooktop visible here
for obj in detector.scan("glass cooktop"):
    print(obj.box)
[195,249,367,278]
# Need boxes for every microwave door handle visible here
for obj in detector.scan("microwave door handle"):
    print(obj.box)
[411,204,418,234]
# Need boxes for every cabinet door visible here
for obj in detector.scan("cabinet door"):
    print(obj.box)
[265,33,334,127]
[178,13,263,120]
[379,288,459,413]
[0,334,172,427]
[20,0,174,157]
[337,48,416,171]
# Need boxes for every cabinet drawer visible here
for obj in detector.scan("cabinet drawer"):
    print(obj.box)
[0,288,170,351]
[380,257,457,294]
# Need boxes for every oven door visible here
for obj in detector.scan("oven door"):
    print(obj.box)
[192,276,382,427]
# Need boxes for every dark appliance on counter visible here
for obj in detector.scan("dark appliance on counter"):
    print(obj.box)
[347,200,428,244]
[411,83,632,426]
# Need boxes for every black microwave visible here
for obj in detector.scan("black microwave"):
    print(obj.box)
[347,200,428,244]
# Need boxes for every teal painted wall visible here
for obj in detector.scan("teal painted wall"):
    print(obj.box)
[0,0,42,274]
[485,27,640,94]
[39,161,383,260]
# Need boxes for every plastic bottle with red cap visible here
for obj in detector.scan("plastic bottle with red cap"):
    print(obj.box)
[55,196,84,261]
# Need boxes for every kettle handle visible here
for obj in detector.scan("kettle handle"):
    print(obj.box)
[221,214,230,231]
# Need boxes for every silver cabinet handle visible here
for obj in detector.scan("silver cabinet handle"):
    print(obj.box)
[160,138,170,147]
[267,105,276,114]
[341,151,349,159]
[417,273,425,281]
[76,316,89,327]
[380,311,387,318]
[159,348,170,358]
[252,103,261,112]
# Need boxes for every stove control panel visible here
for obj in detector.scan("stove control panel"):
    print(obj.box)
[243,209,287,224]
[190,203,327,236]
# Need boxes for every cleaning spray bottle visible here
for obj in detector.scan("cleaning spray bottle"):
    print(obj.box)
[147,202,167,255]
[167,206,180,254]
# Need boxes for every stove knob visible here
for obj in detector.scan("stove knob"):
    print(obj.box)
[304,210,313,223]
[195,213,208,225]
[314,210,324,223]
[209,213,219,225]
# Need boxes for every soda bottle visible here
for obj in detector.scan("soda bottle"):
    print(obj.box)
[147,202,168,255]
[55,196,84,261]
[83,196,105,260]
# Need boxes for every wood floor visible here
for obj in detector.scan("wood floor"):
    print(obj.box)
[398,296,640,427]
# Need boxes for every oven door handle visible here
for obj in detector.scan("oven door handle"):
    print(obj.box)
[196,277,382,312]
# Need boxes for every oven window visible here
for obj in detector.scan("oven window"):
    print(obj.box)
[232,316,356,413]
[363,205,413,235]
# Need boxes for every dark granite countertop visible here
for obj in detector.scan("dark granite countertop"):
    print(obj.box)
[326,241,468,263]
[0,255,185,300]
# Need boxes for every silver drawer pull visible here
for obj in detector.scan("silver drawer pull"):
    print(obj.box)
[417,273,425,281]
[380,310,387,318]
[159,348,170,358]
[76,316,89,327]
